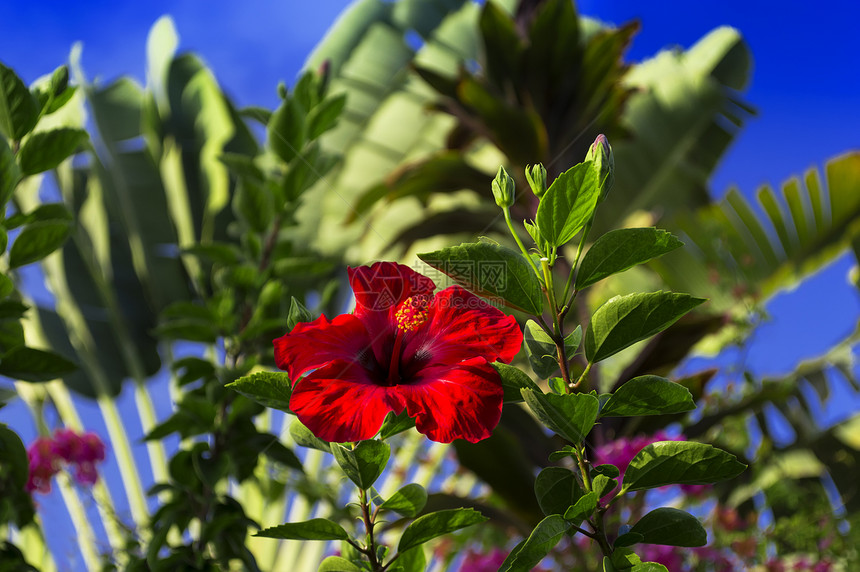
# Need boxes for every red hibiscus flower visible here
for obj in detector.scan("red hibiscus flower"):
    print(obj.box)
[274,262,522,443]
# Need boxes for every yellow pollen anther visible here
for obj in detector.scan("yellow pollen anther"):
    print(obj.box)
[395,295,430,333]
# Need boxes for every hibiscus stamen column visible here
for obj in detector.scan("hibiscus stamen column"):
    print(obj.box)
[387,295,430,385]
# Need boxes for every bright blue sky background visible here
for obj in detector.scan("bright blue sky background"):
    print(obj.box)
[1,0,859,565]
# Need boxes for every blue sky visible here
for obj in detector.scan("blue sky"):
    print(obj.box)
[1,0,859,564]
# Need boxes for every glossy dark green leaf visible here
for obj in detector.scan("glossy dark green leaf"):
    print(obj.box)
[614,532,644,548]
[600,375,696,417]
[523,319,558,379]
[8,220,73,268]
[255,518,348,540]
[0,63,39,140]
[389,547,426,572]
[398,508,487,553]
[536,161,600,247]
[576,228,683,290]
[379,484,428,518]
[584,291,706,363]
[498,515,570,572]
[0,423,29,489]
[592,474,617,498]
[630,507,707,547]
[0,136,19,207]
[17,128,88,176]
[268,97,305,163]
[418,242,543,315]
[492,362,540,403]
[562,491,598,523]
[534,467,582,517]
[226,371,293,413]
[377,409,415,440]
[332,440,390,490]
[289,420,331,453]
[622,441,746,492]
[0,346,76,382]
[521,388,599,443]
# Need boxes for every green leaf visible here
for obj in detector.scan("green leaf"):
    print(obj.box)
[318,556,362,572]
[523,320,558,379]
[398,508,487,553]
[631,564,669,572]
[289,420,331,453]
[418,242,543,315]
[575,228,683,290]
[254,518,348,540]
[492,363,541,405]
[379,484,428,518]
[307,94,346,140]
[622,441,746,492]
[0,346,76,382]
[562,491,598,523]
[268,97,305,163]
[0,274,13,299]
[584,291,706,363]
[534,467,582,517]
[600,375,696,417]
[233,177,274,232]
[0,136,20,207]
[498,515,570,572]
[8,220,73,268]
[17,128,88,176]
[592,474,617,498]
[332,440,390,489]
[610,547,642,570]
[630,507,707,547]
[521,388,599,443]
[614,532,644,548]
[536,161,600,247]
[0,63,39,140]
[389,547,426,572]
[0,423,29,489]
[377,409,416,440]
[226,371,293,413]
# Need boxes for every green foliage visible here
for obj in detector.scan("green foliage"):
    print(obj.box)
[332,440,391,490]
[397,508,487,553]
[522,389,599,443]
[575,228,683,290]
[499,515,571,572]
[226,371,293,413]
[629,507,707,547]
[256,519,349,541]
[536,161,600,248]
[600,376,696,417]
[622,441,747,492]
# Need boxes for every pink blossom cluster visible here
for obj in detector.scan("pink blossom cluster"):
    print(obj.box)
[457,548,507,572]
[594,430,676,474]
[26,428,106,494]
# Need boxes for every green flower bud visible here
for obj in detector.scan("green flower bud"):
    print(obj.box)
[586,134,614,204]
[50,65,69,97]
[491,166,515,209]
[525,163,547,198]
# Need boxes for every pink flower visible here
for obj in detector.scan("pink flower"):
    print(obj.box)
[458,548,507,572]
[25,429,107,494]
[595,431,675,473]
[26,436,60,494]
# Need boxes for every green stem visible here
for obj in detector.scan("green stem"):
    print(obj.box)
[541,258,572,387]
[561,222,591,316]
[572,362,592,390]
[503,207,543,283]
[360,489,383,572]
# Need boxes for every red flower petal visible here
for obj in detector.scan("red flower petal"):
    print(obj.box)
[289,359,406,442]
[274,313,372,382]
[403,286,521,369]
[397,359,503,443]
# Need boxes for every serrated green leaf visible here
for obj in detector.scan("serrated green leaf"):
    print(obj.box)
[226,371,293,413]
[491,362,540,403]
[0,346,76,382]
[8,220,73,268]
[289,419,331,453]
[521,388,599,443]
[17,128,88,175]
[536,161,600,247]
[332,440,390,490]
[523,319,558,379]
[534,467,582,517]
[499,514,570,572]
[418,242,543,315]
[0,63,39,140]
[398,508,487,553]
[600,375,696,417]
[630,507,707,547]
[584,291,706,363]
[622,441,746,492]
[576,228,683,290]
[379,483,428,518]
[255,518,348,540]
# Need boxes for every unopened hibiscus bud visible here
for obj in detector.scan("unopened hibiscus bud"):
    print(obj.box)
[525,163,547,197]
[491,166,515,209]
[585,134,614,204]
